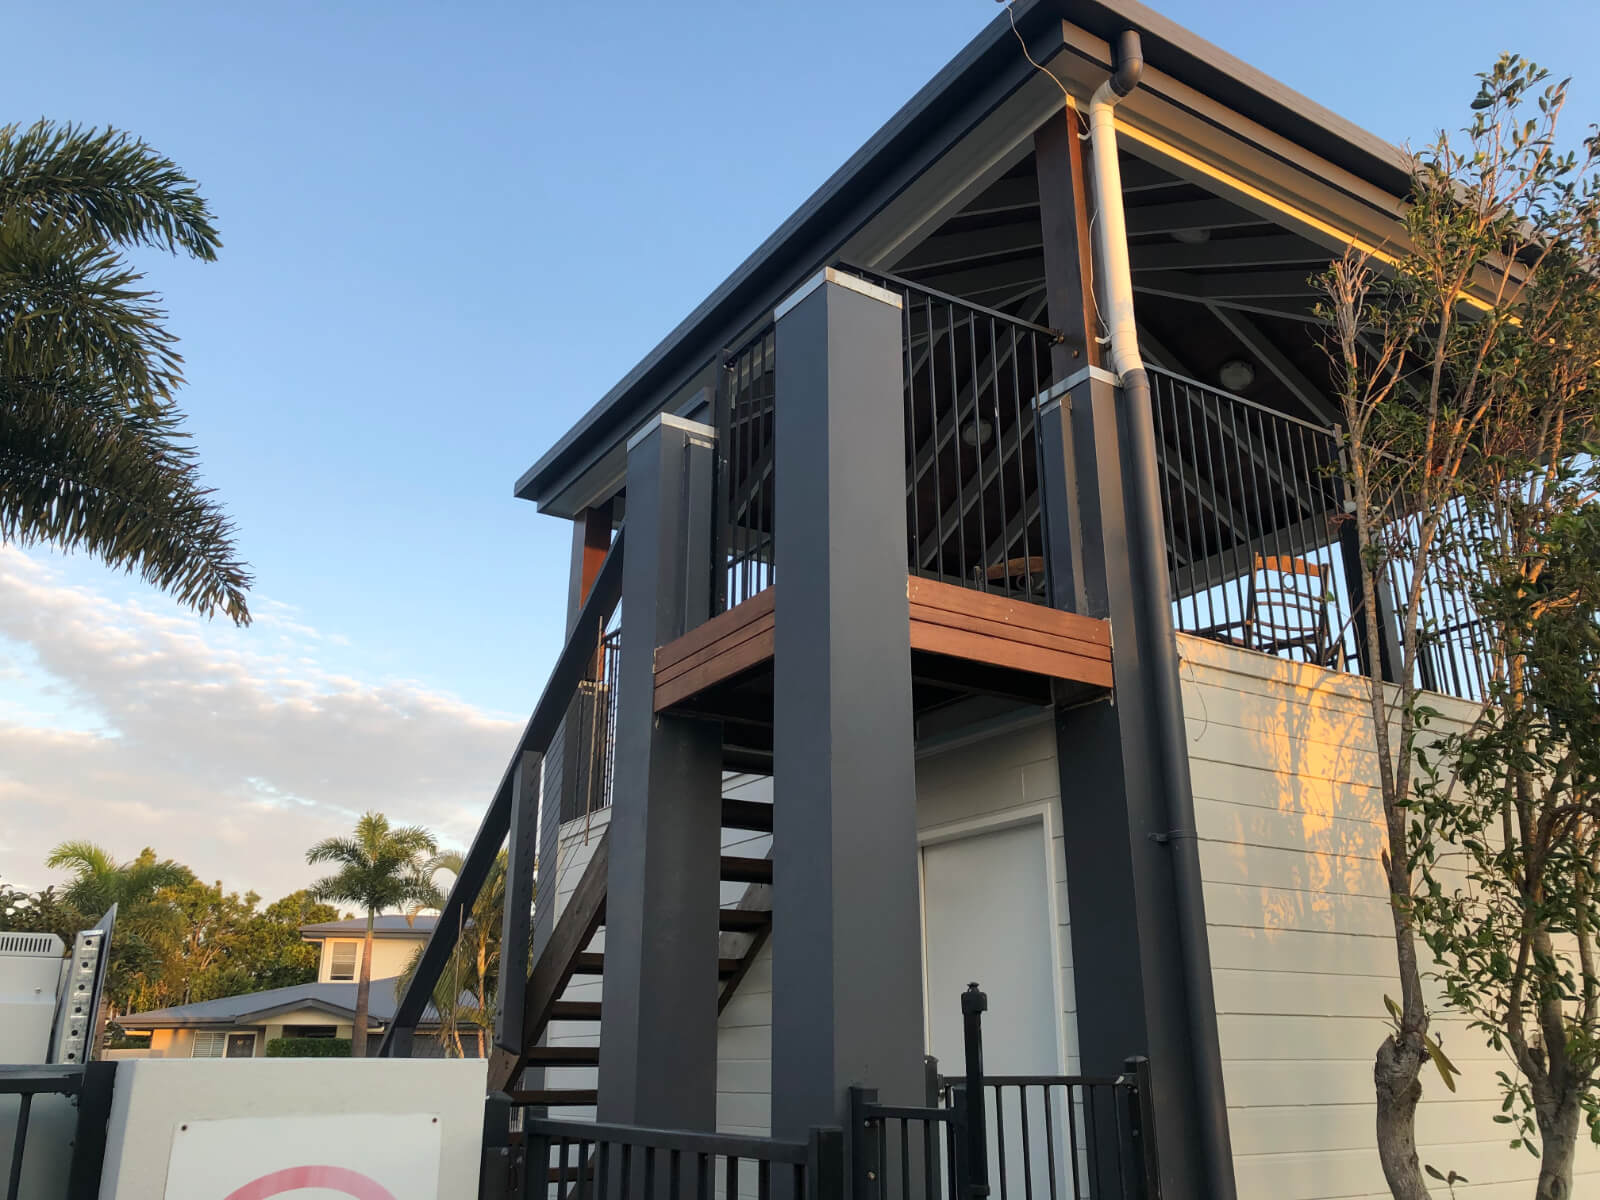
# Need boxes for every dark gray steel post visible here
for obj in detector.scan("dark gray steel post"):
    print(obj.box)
[1035,367,1231,1198]
[960,984,989,1200]
[597,413,723,1129]
[496,750,541,1056]
[770,269,926,1139]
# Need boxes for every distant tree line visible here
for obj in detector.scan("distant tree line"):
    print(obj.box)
[0,841,343,1019]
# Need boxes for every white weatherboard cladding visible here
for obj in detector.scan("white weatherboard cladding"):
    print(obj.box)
[1179,632,1600,1200]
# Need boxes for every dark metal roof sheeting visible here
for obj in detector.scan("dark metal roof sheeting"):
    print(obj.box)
[517,0,1410,506]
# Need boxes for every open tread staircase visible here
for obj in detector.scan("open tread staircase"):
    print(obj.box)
[487,795,775,1100]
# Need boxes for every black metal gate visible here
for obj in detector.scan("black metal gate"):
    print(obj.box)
[851,986,1160,1200]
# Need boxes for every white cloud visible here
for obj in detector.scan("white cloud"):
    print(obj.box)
[0,547,521,901]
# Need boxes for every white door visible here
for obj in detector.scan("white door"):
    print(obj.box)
[922,819,1059,1073]
[923,820,1062,1199]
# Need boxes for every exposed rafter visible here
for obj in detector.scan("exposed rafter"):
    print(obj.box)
[1135,269,1319,301]
[1130,234,1331,273]
[1124,198,1269,238]
[1205,304,1340,425]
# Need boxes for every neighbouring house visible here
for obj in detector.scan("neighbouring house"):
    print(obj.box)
[113,915,472,1058]
[383,3,1600,1199]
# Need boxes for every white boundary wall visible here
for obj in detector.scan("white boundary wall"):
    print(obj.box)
[97,1057,485,1198]
[1181,632,1600,1200]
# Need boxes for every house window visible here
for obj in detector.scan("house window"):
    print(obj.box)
[329,941,357,981]
[284,1025,337,1039]
[192,1031,227,1058]
[225,1032,256,1058]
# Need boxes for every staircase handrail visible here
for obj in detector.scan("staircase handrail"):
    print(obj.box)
[379,525,626,1056]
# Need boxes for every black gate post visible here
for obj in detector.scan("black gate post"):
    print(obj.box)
[960,985,989,1200]
[66,1061,116,1200]
[1123,1057,1163,1200]
[480,1091,512,1200]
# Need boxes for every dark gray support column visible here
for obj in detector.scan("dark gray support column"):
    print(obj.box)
[1036,367,1233,1199]
[496,750,541,1056]
[597,414,723,1129]
[770,269,925,1139]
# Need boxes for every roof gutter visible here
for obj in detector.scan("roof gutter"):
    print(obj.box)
[1086,31,1238,1200]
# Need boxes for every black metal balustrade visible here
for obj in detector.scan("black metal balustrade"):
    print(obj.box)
[504,1114,842,1200]
[714,326,777,615]
[877,272,1057,604]
[1147,365,1492,701]
[710,271,1060,616]
[557,627,622,824]
[1380,499,1492,702]
[1147,366,1361,672]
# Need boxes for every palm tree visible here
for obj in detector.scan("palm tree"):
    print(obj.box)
[43,842,192,1043]
[44,841,190,920]
[411,849,510,1057]
[306,813,438,1057]
[0,120,249,622]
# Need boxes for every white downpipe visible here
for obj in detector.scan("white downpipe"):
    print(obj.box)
[1087,65,1143,380]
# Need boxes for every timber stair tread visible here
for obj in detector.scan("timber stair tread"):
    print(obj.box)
[510,1088,598,1107]
[524,1046,600,1066]
[570,951,743,978]
[550,1000,602,1021]
[720,798,773,833]
[718,908,771,934]
[719,855,773,885]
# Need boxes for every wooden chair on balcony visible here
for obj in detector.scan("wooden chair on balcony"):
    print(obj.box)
[1198,553,1343,668]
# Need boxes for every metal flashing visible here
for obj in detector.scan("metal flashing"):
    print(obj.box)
[625,412,717,453]
[1035,367,1119,414]
[775,267,904,322]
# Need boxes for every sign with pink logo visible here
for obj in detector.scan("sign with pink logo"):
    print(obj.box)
[163,1113,442,1199]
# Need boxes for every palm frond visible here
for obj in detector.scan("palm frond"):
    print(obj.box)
[0,212,182,406]
[0,379,251,623]
[44,839,116,876]
[0,121,220,260]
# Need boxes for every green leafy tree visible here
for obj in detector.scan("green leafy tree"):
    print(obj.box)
[1415,481,1600,1200]
[44,841,192,1015]
[0,119,249,621]
[1320,54,1599,1198]
[0,880,78,942]
[307,813,438,1057]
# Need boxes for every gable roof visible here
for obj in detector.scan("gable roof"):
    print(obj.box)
[514,0,1412,511]
[116,978,461,1030]
[299,915,437,939]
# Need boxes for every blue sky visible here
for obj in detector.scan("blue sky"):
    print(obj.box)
[3,0,1596,895]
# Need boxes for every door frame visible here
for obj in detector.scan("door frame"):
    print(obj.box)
[916,799,1070,1078]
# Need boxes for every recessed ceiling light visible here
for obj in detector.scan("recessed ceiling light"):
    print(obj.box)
[1173,227,1211,244]
[1218,359,1255,392]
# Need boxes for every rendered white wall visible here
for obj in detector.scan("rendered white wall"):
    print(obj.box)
[97,1057,485,1199]
[1180,632,1600,1200]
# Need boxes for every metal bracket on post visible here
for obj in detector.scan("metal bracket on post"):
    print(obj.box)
[960,983,989,1200]
[848,1087,881,1200]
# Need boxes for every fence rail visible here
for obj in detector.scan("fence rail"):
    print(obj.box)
[506,1114,842,1200]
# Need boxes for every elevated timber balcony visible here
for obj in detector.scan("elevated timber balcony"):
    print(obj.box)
[652,576,1112,766]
